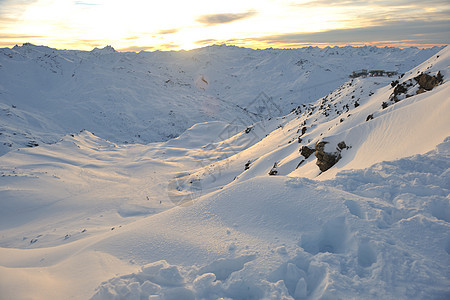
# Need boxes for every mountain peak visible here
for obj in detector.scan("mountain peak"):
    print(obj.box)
[90,45,116,54]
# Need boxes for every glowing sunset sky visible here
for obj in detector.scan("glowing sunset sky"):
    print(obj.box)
[0,0,449,51]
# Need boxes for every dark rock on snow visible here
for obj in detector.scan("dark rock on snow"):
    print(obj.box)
[314,140,349,172]
[268,162,278,175]
[300,145,315,159]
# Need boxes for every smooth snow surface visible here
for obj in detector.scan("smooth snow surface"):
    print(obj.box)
[0,45,449,299]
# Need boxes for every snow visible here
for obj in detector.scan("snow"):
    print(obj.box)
[86,139,449,299]
[0,44,449,299]
[0,43,441,155]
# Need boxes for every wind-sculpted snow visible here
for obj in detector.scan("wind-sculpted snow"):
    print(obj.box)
[90,139,450,300]
[0,45,449,299]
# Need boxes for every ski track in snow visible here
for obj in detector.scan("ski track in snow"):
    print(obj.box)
[0,45,449,299]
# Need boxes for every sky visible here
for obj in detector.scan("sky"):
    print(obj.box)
[0,0,449,51]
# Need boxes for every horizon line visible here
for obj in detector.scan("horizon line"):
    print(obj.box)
[3,42,448,53]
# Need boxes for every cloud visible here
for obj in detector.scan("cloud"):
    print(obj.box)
[118,45,155,52]
[0,41,18,47]
[0,34,44,48]
[157,28,180,35]
[123,36,141,40]
[0,0,37,6]
[241,19,450,46]
[156,43,181,50]
[294,0,450,7]
[0,0,39,14]
[194,39,219,45]
[292,0,369,7]
[196,10,257,26]
[74,1,101,5]
[0,0,39,30]
[0,34,43,39]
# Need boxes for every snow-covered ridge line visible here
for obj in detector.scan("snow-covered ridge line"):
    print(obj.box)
[170,46,448,192]
[0,43,442,156]
[85,47,450,299]
[0,45,448,299]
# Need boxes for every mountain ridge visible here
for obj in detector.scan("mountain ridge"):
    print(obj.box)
[0,43,442,155]
[0,44,448,299]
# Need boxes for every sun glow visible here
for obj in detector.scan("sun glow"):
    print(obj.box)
[0,0,448,50]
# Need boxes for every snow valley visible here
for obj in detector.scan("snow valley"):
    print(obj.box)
[0,44,449,299]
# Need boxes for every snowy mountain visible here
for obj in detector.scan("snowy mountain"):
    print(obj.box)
[0,43,441,155]
[0,45,449,299]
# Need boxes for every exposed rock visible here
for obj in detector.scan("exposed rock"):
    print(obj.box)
[295,159,305,169]
[268,162,278,175]
[301,127,307,135]
[393,83,408,96]
[387,71,443,104]
[315,141,340,172]
[27,141,39,147]
[300,145,315,159]
[414,72,443,91]
[314,140,349,172]
[366,114,374,121]
[416,88,426,95]
[436,71,444,82]
[391,80,399,87]
[337,141,347,150]
[244,160,251,171]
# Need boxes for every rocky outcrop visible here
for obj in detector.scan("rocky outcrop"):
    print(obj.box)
[393,83,408,96]
[268,162,278,175]
[315,140,350,172]
[415,71,443,94]
[300,145,315,159]
[386,71,444,108]
[337,141,348,150]
[301,127,307,135]
[315,141,340,172]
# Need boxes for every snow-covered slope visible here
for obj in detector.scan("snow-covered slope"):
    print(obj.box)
[0,44,441,155]
[0,45,449,299]
[173,46,450,188]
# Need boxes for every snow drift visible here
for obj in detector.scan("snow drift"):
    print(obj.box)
[0,45,449,299]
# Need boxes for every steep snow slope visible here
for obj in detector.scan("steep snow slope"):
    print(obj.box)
[0,44,441,155]
[178,46,450,187]
[0,46,449,299]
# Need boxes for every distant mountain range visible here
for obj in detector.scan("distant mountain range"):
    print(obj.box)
[0,44,442,155]
[0,44,448,300]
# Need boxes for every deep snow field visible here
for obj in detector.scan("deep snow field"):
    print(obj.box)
[0,44,449,299]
